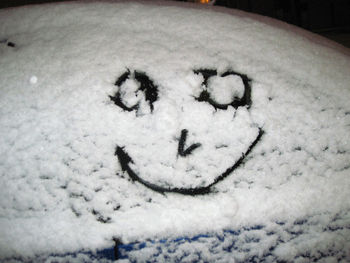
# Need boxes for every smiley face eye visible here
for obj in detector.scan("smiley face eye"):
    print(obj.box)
[110,70,158,113]
[194,69,252,110]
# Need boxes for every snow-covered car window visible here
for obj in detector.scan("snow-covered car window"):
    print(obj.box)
[1,1,349,262]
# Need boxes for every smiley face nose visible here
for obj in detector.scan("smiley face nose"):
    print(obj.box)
[177,129,202,157]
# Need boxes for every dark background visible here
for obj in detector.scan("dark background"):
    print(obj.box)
[214,0,350,47]
[216,0,350,31]
[1,0,350,47]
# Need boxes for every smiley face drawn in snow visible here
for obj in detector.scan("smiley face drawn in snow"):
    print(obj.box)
[110,69,263,195]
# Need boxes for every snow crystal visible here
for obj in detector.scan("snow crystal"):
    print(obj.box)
[0,0,349,261]
[30,75,38,84]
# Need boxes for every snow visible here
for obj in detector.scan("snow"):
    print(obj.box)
[207,75,244,104]
[30,75,38,84]
[120,211,350,262]
[0,0,349,261]
[119,78,141,108]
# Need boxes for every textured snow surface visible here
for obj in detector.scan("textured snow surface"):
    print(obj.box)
[120,211,350,262]
[207,75,245,105]
[0,0,350,261]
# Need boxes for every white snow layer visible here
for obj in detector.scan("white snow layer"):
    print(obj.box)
[207,75,245,104]
[0,0,349,261]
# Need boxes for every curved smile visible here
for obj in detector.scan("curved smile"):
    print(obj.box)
[116,129,264,196]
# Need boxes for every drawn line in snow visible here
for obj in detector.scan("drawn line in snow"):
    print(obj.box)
[194,68,252,110]
[110,69,158,113]
[111,68,263,195]
[0,39,16,48]
[116,129,264,196]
